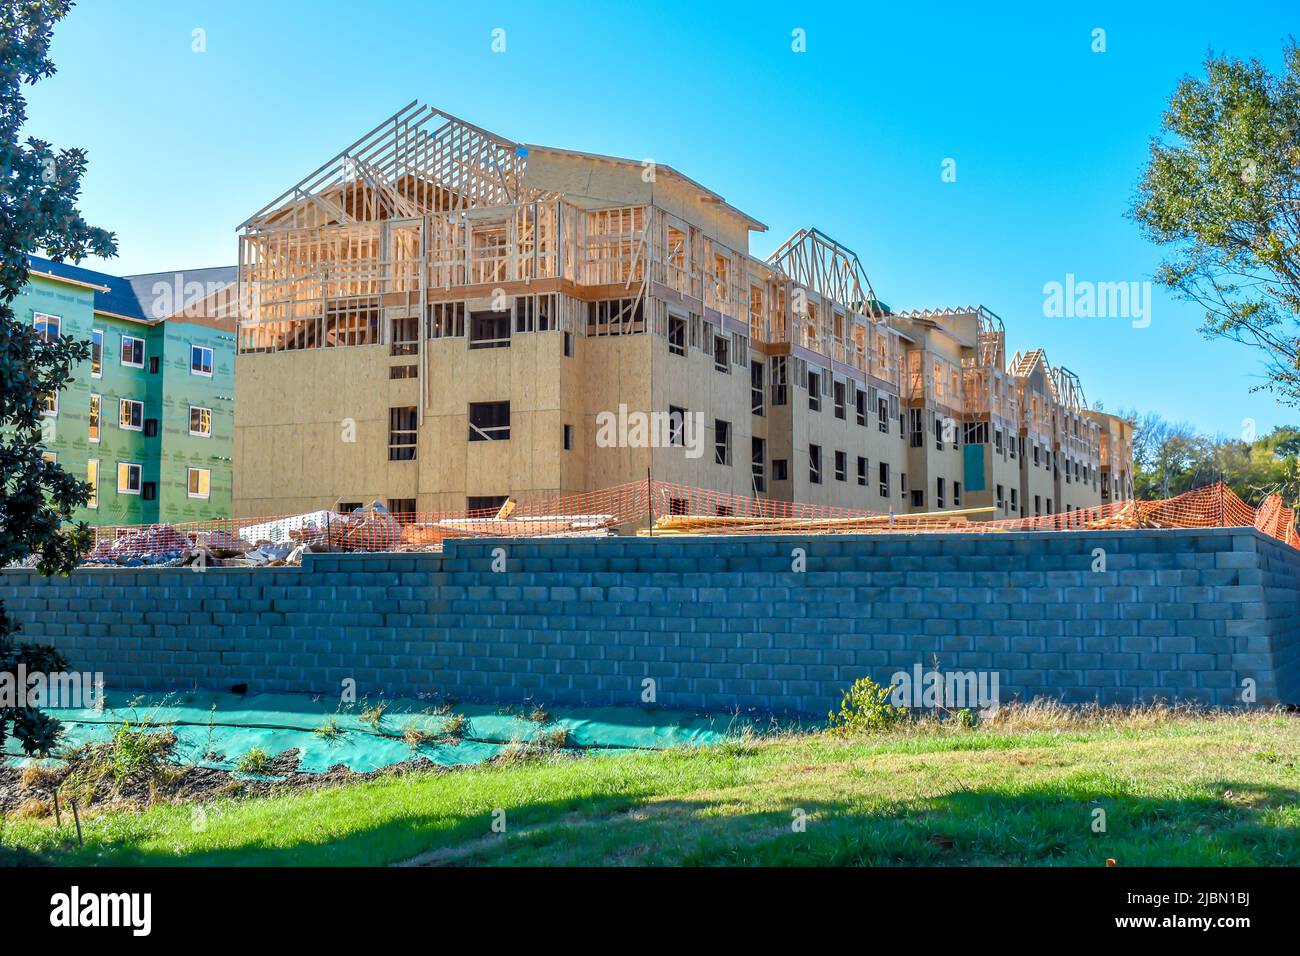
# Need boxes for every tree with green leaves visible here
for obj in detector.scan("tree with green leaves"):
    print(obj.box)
[1126,407,1300,507]
[1133,41,1300,403]
[1,0,115,755]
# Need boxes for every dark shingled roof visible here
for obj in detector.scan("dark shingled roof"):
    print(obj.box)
[26,254,236,322]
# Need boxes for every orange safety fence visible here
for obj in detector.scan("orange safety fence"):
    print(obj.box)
[80,480,1299,565]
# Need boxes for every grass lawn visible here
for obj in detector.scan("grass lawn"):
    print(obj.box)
[2,707,1297,867]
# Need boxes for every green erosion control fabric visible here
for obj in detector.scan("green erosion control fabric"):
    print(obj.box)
[2,691,753,775]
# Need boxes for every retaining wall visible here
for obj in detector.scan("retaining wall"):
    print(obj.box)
[2,527,1297,714]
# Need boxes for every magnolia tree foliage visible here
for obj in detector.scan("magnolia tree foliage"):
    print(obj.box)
[1133,42,1300,403]
[0,0,115,754]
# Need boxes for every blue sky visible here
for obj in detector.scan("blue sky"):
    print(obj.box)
[25,0,1298,437]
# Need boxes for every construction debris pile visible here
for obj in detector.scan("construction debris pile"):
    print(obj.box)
[57,479,1300,569]
[83,502,408,568]
[79,496,622,567]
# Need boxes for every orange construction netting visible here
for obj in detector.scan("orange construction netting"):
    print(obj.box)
[82,480,1299,565]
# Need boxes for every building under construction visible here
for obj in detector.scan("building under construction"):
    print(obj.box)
[232,102,1133,520]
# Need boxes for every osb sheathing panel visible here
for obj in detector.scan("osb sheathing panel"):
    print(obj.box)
[582,335,653,490]
[525,152,753,251]
[236,332,660,515]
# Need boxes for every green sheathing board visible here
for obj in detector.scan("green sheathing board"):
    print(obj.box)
[9,273,234,525]
[156,321,234,522]
[9,275,153,524]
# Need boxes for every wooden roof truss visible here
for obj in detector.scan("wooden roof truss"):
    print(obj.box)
[241,101,557,233]
[765,228,885,320]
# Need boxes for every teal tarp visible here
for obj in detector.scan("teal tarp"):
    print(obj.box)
[963,443,987,492]
[2,691,752,775]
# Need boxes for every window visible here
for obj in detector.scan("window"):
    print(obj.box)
[911,489,924,508]
[468,401,510,442]
[1010,488,1018,512]
[732,332,747,368]
[514,295,554,334]
[833,380,846,420]
[190,344,214,376]
[116,462,142,494]
[338,501,363,513]
[142,481,156,501]
[997,484,1006,511]
[388,406,417,459]
[936,477,946,509]
[771,356,788,406]
[86,459,98,509]
[90,329,103,377]
[1046,498,1053,515]
[586,298,644,335]
[148,355,160,374]
[389,364,418,379]
[41,451,57,464]
[878,461,890,497]
[807,372,821,412]
[901,472,908,494]
[809,444,822,484]
[34,312,60,342]
[953,481,961,507]
[934,415,944,451]
[189,406,212,437]
[564,331,574,357]
[713,335,729,372]
[41,391,57,417]
[563,424,573,451]
[388,498,417,519]
[751,437,766,493]
[668,316,686,356]
[878,397,889,433]
[469,310,510,349]
[772,458,789,481]
[118,399,143,431]
[857,456,867,486]
[909,407,924,448]
[390,316,419,355]
[667,405,687,447]
[187,467,211,499]
[428,301,466,338]
[121,335,144,368]
[855,388,867,426]
[144,418,158,437]
[468,495,510,513]
[834,450,847,481]
[1034,494,1042,516]
[88,394,100,443]
[1033,444,1041,466]
[751,361,765,416]
[714,419,731,465]
[994,429,1003,455]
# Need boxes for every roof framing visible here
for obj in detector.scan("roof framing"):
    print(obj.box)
[242,101,557,231]
[765,227,884,319]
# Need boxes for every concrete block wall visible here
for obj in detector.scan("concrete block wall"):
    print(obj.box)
[1,527,1296,715]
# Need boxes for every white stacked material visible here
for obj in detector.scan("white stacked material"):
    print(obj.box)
[238,510,335,545]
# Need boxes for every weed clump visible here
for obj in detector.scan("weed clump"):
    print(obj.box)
[235,747,272,775]
[826,677,908,735]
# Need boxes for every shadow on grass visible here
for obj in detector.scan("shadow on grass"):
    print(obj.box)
[13,778,1299,868]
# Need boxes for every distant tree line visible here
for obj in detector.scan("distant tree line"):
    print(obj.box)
[1118,408,1300,507]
